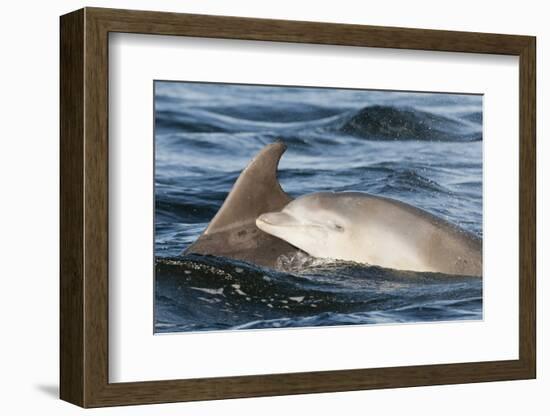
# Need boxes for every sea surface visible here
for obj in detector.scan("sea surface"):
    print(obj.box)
[154,81,483,333]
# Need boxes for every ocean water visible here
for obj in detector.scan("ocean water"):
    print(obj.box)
[154,81,483,333]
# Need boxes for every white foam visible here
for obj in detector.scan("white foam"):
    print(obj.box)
[231,284,247,296]
[190,287,224,295]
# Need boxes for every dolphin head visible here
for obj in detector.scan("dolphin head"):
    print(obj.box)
[256,192,353,259]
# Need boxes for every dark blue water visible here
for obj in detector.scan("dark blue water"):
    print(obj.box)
[154,81,483,333]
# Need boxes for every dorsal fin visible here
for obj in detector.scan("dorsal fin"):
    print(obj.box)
[205,142,291,234]
[184,141,302,268]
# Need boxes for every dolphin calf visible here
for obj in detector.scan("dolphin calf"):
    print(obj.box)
[256,192,482,276]
[184,142,302,267]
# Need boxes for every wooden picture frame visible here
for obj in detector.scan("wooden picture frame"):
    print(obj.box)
[60,7,536,408]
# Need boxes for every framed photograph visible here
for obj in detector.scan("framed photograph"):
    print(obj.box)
[60,7,536,408]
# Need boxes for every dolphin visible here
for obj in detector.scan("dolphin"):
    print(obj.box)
[183,142,303,267]
[256,192,482,276]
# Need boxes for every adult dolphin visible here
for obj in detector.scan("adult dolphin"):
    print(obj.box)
[184,142,302,267]
[256,192,482,276]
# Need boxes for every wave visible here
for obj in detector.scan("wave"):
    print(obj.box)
[206,103,341,123]
[155,110,228,133]
[156,107,341,135]
[376,169,453,194]
[154,255,482,333]
[335,105,482,142]
[156,104,482,144]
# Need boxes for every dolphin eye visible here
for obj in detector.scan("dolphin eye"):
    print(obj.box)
[328,221,344,232]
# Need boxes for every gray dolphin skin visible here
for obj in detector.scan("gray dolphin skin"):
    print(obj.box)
[184,142,302,267]
[186,142,482,276]
[256,192,482,276]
